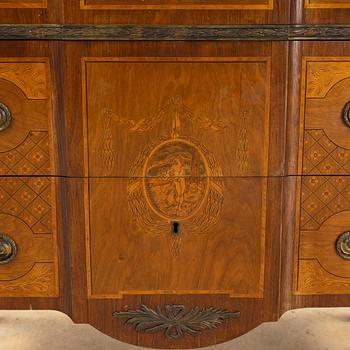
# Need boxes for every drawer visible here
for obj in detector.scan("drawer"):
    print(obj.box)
[0,176,58,297]
[295,176,350,295]
[0,59,54,176]
[65,0,288,25]
[83,56,276,177]
[87,177,266,298]
[301,58,350,176]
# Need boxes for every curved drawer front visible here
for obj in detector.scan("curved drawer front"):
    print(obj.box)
[0,59,54,176]
[0,177,58,297]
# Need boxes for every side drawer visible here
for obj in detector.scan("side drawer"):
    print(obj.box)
[0,176,58,297]
[301,58,350,176]
[0,59,54,176]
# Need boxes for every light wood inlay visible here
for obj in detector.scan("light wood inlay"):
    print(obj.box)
[81,0,273,10]
[0,0,47,8]
[305,0,350,9]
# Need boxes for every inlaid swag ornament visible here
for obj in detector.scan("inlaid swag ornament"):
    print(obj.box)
[113,304,240,340]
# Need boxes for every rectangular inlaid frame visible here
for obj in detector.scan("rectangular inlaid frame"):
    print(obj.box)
[80,0,273,10]
[82,56,271,299]
[0,0,47,8]
[305,0,350,8]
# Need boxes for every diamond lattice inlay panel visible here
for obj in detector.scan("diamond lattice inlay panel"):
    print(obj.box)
[0,177,52,234]
[303,129,350,175]
[0,132,50,176]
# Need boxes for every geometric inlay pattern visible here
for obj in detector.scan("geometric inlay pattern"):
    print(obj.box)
[303,129,350,176]
[0,177,52,234]
[301,175,350,231]
[0,131,50,176]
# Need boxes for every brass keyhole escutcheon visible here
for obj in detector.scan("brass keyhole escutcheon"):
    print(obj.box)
[0,102,12,131]
[0,234,17,264]
[336,231,350,260]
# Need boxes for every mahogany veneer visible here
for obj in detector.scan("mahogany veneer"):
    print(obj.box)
[0,1,349,349]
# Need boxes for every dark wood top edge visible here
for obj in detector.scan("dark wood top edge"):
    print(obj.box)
[1,24,350,40]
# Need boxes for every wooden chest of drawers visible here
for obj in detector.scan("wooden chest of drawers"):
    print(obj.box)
[0,1,350,349]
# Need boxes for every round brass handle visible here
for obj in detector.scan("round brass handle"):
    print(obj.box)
[0,234,17,264]
[0,102,12,131]
[336,231,350,260]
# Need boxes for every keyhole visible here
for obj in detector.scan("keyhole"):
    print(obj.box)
[171,222,180,236]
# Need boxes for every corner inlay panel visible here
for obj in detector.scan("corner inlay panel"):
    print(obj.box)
[81,0,273,10]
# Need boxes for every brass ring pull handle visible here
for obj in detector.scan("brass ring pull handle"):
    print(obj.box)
[0,234,17,264]
[0,102,12,131]
[336,231,350,260]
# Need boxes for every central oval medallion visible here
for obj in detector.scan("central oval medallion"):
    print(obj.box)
[143,139,209,221]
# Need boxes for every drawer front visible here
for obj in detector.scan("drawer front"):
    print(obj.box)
[0,59,54,176]
[301,58,350,176]
[84,57,271,177]
[0,176,58,297]
[65,0,289,25]
[296,176,350,295]
[87,178,266,298]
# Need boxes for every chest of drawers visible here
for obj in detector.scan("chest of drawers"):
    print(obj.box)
[0,1,350,349]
